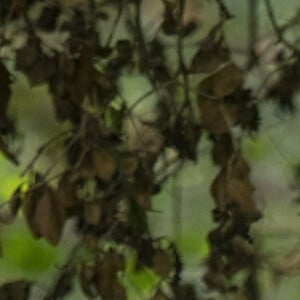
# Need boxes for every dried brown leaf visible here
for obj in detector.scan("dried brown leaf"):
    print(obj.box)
[0,280,31,300]
[93,149,117,182]
[227,178,261,221]
[57,173,79,211]
[23,184,65,245]
[95,251,126,299]
[79,264,98,298]
[190,39,229,73]
[34,186,65,245]
[121,156,139,176]
[153,249,173,278]
[152,290,170,300]
[83,202,102,225]
[210,168,227,211]
[199,63,244,97]
[198,97,239,135]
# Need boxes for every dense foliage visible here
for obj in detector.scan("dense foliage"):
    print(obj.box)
[0,0,299,299]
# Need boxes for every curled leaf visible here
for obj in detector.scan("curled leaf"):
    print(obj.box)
[23,183,65,245]
[199,63,244,97]
[93,149,117,182]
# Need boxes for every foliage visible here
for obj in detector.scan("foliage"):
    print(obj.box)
[0,0,299,299]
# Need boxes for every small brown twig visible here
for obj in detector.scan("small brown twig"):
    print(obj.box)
[20,130,73,177]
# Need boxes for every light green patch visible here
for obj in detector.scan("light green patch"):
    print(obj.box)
[0,155,23,201]
[124,268,159,300]
[1,226,58,274]
[122,250,159,300]
[242,136,270,161]
[177,233,209,258]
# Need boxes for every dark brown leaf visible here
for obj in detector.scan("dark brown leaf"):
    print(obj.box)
[152,249,173,279]
[23,183,65,245]
[84,202,102,225]
[190,37,229,73]
[0,60,11,116]
[0,280,31,300]
[92,149,117,182]
[79,264,98,298]
[0,187,21,224]
[57,172,79,212]
[199,63,244,97]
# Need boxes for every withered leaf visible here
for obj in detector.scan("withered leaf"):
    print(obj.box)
[230,155,251,180]
[95,251,126,300]
[135,185,152,210]
[83,202,102,225]
[211,133,234,166]
[190,37,229,73]
[37,4,61,31]
[203,269,225,290]
[227,178,261,221]
[225,236,256,277]
[210,168,227,211]
[116,39,132,63]
[0,280,31,300]
[33,186,65,245]
[79,264,98,298]
[152,290,170,300]
[15,37,40,71]
[199,63,244,97]
[23,184,65,245]
[174,284,197,300]
[233,289,249,300]
[190,23,228,73]
[92,149,117,182]
[198,96,239,135]
[120,156,138,176]
[25,56,57,86]
[57,172,79,212]
[152,249,173,278]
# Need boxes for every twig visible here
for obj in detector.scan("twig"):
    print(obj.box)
[42,132,81,179]
[172,175,182,242]
[20,130,73,177]
[264,0,300,55]
[106,1,123,47]
[43,242,81,300]
[248,0,259,68]
[127,77,179,112]
[176,0,191,119]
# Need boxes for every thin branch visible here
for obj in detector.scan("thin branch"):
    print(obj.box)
[105,1,123,47]
[172,174,182,242]
[127,77,179,112]
[264,0,300,55]
[248,0,259,68]
[176,0,191,119]
[20,130,73,177]
[42,132,81,179]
